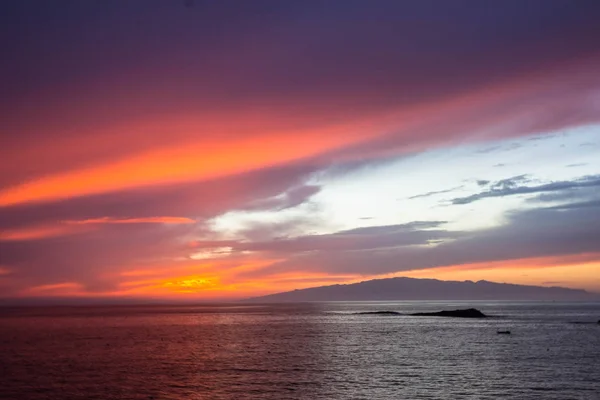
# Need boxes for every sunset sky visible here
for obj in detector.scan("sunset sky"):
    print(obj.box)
[1,0,600,301]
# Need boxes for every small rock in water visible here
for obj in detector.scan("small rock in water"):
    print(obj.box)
[410,308,487,318]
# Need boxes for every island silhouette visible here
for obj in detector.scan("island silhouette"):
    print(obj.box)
[356,308,488,318]
[246,277,597,302]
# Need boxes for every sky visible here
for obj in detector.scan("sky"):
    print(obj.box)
[1,0,600,301]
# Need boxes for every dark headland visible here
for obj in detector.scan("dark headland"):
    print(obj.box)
[245,277,597,302]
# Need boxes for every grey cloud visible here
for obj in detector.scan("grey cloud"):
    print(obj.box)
[529,184,599,204]
[549,199,600,210]
[475,142,522,154]
[566,163,588,168]
[527,134,558,141]
[341,221,446,235]
[490,175,531,190]
[408,186,464,200]
[504,143,523,151]
[240,195,600,278]
[187,221,451,253]
[234,215,324,242]
[234,221,454,254]
[476,146,501,154]
[451,174,600,205]
[243,184,321,212]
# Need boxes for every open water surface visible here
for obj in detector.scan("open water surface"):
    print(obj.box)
[1,301,599,399]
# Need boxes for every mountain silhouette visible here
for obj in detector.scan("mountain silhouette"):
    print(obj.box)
[246,277,597,302]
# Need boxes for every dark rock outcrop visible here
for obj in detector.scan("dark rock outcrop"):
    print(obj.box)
[410,308,487,318]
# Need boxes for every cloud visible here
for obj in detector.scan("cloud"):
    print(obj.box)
[0,163,317,231]
[566,163,588,168]
[238,195,600,278]
[476,142,523,153]
[0,164,320,293]
[2,1,600,205]
[490,175,532,190]
[527,134,558,141]
[0,224,91,242]
[233,221,454,254]
[476,146,502,154]
[451,174,600,204]
[0,223,196,286]
[548,199,600,210]
[243,184,321,212]
[66,217,196,225]
[408,186,464,200]
[2,1,600,298]
[188,220,452,254]
[0,217,196,242]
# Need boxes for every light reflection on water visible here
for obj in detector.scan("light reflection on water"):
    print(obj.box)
[1,302,599,399]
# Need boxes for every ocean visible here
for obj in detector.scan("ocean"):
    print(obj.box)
[1,301,599,399]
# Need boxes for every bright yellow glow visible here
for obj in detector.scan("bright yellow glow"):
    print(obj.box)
[15,252,600,299]
[163,276,219,293]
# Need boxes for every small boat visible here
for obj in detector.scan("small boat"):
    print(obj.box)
[497,330,511,334]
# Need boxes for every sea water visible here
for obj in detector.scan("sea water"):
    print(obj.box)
[1,301,599,399]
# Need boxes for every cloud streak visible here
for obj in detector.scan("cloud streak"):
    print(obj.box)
[452,174,600,204]
[65,217,196,225]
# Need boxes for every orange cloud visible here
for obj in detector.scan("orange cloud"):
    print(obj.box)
[0,224,91,241]
[2,58,597,209]
[65,216,196,225]
[0,216,194,241]
[19,282,85,296]
[0,121,381,207]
